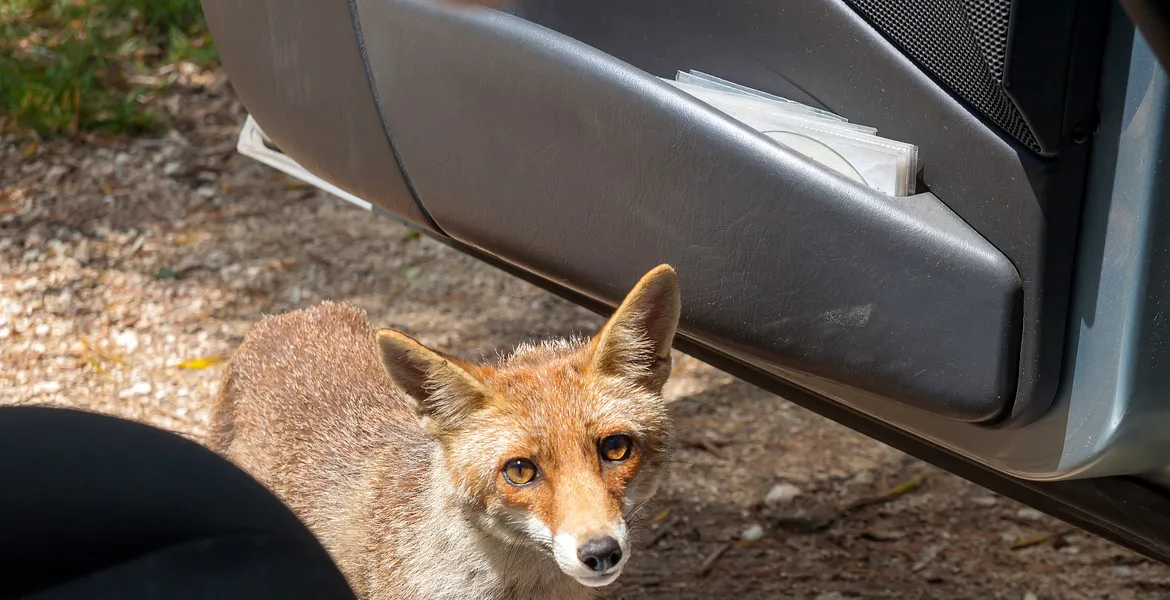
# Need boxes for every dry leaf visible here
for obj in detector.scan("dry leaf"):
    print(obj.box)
[1011,533,1051,550]
[78,337,124,373]
[648,508,672,526]
[22,141,38,158]
[881,476,925,498]
[176,356,225,370]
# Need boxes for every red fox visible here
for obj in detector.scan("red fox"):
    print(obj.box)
[209,265,681,599]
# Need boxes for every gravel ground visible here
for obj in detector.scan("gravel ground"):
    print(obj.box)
[3,70,1170,600]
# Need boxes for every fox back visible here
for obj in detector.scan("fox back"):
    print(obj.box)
[209,265,681,600]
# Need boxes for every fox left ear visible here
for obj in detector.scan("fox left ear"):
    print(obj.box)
[588,264,682,392]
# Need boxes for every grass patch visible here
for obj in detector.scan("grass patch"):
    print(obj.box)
[0,0,217,138]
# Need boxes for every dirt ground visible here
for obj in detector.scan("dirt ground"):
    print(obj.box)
[3,69,1170,600]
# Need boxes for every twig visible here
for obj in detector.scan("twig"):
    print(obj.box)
[912,544,942,572]
[644,516,681,548]
[693,543,730,577]
[680,434,732,459]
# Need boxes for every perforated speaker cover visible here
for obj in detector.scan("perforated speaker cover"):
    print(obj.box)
[842,0,1042,152]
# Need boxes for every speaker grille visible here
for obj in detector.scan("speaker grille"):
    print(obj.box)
[842,0,1041,152]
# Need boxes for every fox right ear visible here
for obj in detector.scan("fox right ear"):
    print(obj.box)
[588,264,682,392]
[375,329,493,434]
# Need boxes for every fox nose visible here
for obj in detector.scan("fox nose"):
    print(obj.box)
[577,536,623,572]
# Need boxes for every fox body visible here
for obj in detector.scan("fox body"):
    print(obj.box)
[209,265,681,600]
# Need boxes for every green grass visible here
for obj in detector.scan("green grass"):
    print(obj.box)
[0,0,217,138]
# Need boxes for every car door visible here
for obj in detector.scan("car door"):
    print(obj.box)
[200,0,1170,564]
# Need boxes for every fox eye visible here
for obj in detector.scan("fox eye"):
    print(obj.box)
[502,459,538,486]
[599,434,633,462]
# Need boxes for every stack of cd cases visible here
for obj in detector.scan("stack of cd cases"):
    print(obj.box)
[663,70,919,197]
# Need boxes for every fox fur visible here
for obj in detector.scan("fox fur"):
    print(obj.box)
[209,265,681,600]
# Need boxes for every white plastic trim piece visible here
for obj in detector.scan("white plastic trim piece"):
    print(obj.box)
[235,114,374,211]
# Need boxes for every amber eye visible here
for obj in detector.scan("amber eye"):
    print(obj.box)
[502,459,538,486]
[599,434,633,462]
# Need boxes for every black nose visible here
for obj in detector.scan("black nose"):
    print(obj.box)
[577,536,623,572]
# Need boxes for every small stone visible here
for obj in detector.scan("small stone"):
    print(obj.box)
[1016,508,1044,522]
[33,323,50,337]
[765,483,802,507]
[971,496,998,507]
[74,240,92,263]
[741,523,764,542]
[814,593,847,600]
[32,381,62,394]
[861,529,905,541]
[849,470,874,486]
[1112,565,1134,579]
[46,165,69,181]
[119,381,153,398]
[773,508,837,533]
[115,329,140,352]
[1059,546,1080,555]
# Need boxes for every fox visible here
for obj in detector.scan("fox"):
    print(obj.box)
[208,264,681,600]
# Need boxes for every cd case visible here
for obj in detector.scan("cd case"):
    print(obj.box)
[664,70,919,197]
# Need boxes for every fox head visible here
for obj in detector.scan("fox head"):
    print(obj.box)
[376,265,680,588]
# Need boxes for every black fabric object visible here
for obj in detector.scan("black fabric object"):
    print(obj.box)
[0,407,355,600]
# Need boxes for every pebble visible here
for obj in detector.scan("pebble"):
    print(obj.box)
[971,496,998,507]
[46,165,69,181]
[32,381,62,394]
[741,523,764,542]
[765,483,803,506]
[849,470,875,485]
[115,330,140,352]
[119,381,153,398]
[1112,565,1134,579]
[1016,507,1045,522]
[814,593,847,600]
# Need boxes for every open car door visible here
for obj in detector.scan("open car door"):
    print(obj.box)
[201,0,1170,565]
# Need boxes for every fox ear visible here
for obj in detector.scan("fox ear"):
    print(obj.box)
[588,264,682,392]
[376,329,492,434]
